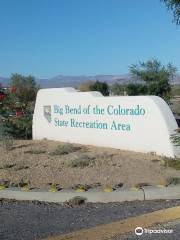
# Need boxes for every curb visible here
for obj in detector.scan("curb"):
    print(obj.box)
[0,185,180,203]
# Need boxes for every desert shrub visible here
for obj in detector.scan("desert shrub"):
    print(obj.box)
[170,129,180,146]
[18,178,30,188]
[50,144,80,156]
[0,74,37,140]
[167,177,180,185]
[48,183,60,192]
[126,83,148,96]
[135,182,151,188]
[25,149,46,154]
[72,184,91,191]
[0,163,15,169]
[77,80,95,92]
[163,157,180,170]
[129,59,175,103]
[113,183,124,189]
[151,159,161,162]
[65,196,87,207]
[0,179,10,187]
[0,121,6,141]
[69,154,95,168]
[3,115,32,139]
[89,80,110,96]
[9,182,19,187]
[14,165,29,171]
[1,135,14,151]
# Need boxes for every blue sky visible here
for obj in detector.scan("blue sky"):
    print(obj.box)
[0,0,179,78]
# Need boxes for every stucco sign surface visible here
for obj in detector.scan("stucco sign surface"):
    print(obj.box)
[33,88,180,158]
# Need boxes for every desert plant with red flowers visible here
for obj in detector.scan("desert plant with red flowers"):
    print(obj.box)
[0,74,39,139]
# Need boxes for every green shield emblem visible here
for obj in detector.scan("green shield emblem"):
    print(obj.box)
[43,106,51,123]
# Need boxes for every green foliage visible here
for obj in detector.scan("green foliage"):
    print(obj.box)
[163,0,180,24]
[10,73,39,105]
[77,80,110,96]
[111,83,127,95]
[130,60,176,83]
[170,132,180,146]
[148,79,171,103]
[111,60,176,103]
[126,83,148,96]
[3,116,32,139]
[128,59,176,103]
[0,74,38,140]
[89,80,110,96]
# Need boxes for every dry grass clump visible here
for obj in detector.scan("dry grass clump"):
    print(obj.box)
[0,163,16,169]
[135,182,151,188]
[0,179,9,187]
[167,177,180,185]
[65,196,87,207]
[49,143,80,156]
[24,149,46,154]
[0,136,14,151]
[69,154,96,168]
[163,157,180,170]
[14,165,29,171]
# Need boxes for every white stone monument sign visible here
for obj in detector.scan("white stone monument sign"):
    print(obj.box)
[33,88,180,158]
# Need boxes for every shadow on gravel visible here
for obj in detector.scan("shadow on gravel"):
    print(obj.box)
[0,199,180,240]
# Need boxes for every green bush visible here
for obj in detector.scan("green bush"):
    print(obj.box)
[128,59,176,103]
[170,130,180,146]
[126,83,148,96]
[3,115,32,139]
[89,80,109,96]
[0,73,38,140]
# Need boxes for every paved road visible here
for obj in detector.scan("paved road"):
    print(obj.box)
[0,199,180,240]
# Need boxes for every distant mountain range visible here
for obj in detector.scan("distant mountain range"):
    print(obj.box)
[1,74,180,88]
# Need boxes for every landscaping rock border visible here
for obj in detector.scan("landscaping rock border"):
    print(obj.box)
[0,185,180,203]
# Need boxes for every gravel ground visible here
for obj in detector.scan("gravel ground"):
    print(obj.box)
[0,140,180,189]
[0,199,180,240]
[115,219,180,240]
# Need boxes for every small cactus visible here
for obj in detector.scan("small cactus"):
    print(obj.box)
[0,179,9,190]
[73,184,89,192]
[21,184,30,192]
[19,178,31,191]
[0,184,6,190]
[103,186,114,192]
[49,183,59,192]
